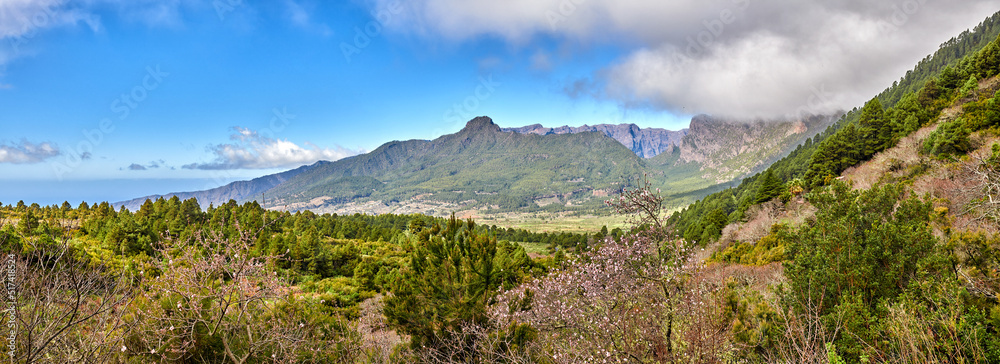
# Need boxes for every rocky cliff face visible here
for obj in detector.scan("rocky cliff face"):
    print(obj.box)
[502,123,687,158]
[676,114,835,183]
[502,115,835,184]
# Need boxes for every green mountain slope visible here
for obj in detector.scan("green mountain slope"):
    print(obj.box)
[265,117,648,214]
[114,163,318,212]
[116,114,834,217]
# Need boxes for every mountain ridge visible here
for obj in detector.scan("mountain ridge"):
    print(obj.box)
[115,115,835,214]
[114,163,321,211]
[501,122,687,158]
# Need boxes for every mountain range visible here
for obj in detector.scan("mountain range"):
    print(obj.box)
[116,114,836,215]
[501,123,687,158]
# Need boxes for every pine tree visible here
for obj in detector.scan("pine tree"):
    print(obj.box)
[918,78,942,106]
[18,208,38,236]
[784,182,941,361]
[939,65,966,89]
[961,75,980,98]
[756,169,784,203]
[975,37,1000,78]
[837,123,863,169]
[384,219,534,353]
[858,98,891,155]
[902,114,920,135]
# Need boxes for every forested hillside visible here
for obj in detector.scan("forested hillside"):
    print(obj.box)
[655,10,1000,363]
[669,12,1000,244]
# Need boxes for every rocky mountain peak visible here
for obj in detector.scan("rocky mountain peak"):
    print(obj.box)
[461,116,502,133]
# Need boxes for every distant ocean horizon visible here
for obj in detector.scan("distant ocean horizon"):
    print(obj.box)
[0,178,244,207]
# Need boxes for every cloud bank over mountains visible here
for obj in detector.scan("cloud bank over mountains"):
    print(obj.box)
[376,0,1000,118]
[182,127,360,171]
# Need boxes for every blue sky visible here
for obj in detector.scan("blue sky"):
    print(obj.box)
[1,0,998,205]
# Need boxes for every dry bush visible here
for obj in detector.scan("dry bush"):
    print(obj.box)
[881,303,939,364]
[909,135,1000,234]
[679,263,786,363]
[781,199,818,228]
[843,124,937,191]
[934,164,983,231]
[697,262,785,294]
[674,279,732,364]
[702,240,842,362]
[410,322,538,364]
[718,198,804,250]
[718,222,741,247]
[733,200,784,243]
[9,236,137,364]
[877,282,989,364]
[910,162,957,199]
[770,281,843,364]
[357,294,404,364]
[955,138,1000,231]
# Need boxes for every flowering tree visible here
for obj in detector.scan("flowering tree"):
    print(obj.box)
[492,176,705,363]
[129,223,359,363]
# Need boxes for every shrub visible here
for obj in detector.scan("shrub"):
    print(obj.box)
[923,118,971,157]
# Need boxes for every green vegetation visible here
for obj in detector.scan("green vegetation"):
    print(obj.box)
[1,196,599,363]
[11,10,1000,364]
[713,180,1000,362]
[267,119,648,212]
[670,13,1000,247]
[130,113,833,224]
[668,15,1000,363]
[714,223,790,265]
[384,216,537,354]
[266,116,816,217]
[755,169,784,204]
[783,182,947,361]
[923,116,972,157]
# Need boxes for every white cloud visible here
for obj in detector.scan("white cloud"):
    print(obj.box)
[0,140,60,164]
[183,127,361,170]
[0,0,97,38]
[0,0,101,75]
[375,0,1000,118]
[284,0,332,36]
[0,1,203,74]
